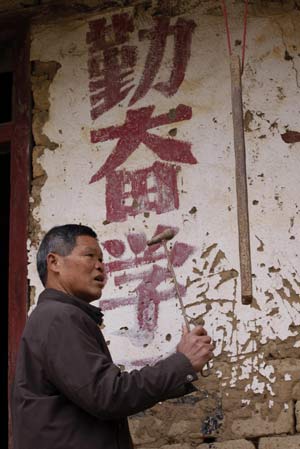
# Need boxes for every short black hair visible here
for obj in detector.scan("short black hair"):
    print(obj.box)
[36,224,97,286]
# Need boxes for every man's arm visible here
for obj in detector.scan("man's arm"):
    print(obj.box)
[45,309,213,420]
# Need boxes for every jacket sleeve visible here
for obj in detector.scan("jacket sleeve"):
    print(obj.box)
[45,307,198,420]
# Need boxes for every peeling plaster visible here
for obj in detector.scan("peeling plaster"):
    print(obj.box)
[29,60,61,246]
[275,18,300,89]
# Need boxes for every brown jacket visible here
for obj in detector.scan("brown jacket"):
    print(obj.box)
[11,288,197,449]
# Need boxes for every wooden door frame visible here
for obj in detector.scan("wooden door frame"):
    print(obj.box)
[1,21,32,449]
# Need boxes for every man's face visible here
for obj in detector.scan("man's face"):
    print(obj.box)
[54,235,106,303]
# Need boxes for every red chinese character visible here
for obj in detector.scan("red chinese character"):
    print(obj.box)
[87,13,137,119]
[90,104,196,183]
[105,162,180,222]
[129,17,196,106]
[87,13,134,52]
[101,227,194,341]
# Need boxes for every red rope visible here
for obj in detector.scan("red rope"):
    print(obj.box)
[241,0,248,74]
[221,0,249,75]
[221,0,232,56]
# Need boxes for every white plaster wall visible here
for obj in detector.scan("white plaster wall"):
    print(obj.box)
[28,5,300,396]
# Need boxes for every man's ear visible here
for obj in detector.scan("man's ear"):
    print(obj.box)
[47,252,61,275]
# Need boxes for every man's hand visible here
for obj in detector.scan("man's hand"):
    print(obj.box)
[176,325,214,373]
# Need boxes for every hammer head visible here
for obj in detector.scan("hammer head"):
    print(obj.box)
[147,228,175,246]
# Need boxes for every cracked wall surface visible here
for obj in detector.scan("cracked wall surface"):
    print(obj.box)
[27,1,300,446]
[29,60,61,247]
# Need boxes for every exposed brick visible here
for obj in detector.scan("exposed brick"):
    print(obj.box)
[296,401,300,433]
[31,77,52,111]
[139,445,190,449]
[258,434,300,449]
[196,439,256,449]
[231,401,294,438]
[168,419,201,437]
[129,417,158,445]
[32,146,46,179]
[294,383,300,401]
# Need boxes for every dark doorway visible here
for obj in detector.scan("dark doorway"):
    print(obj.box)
[0,73,13,122]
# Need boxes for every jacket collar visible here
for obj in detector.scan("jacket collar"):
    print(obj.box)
[38,288,104,325]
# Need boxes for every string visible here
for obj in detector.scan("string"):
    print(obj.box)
[221,0,249,75]
[220,0,232,56]
[241,0,249,73]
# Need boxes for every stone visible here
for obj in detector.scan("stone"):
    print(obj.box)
[296,401,300,433]
[231,401,294,438]
[129,417,157,445]
[293,382,300,400]
[32,77,52,111]
[32,111,58,150]
[196,439,255,449]
[160,445,191,449]
[32,146,46,178]
[258,435,300,449]
[168,419,200,437]
[139,445,190,449]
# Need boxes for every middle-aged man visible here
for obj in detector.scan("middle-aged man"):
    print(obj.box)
[11,224,214,449]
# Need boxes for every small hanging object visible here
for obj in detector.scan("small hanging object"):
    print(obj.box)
[221,1,253,304]
[230,55,253,305]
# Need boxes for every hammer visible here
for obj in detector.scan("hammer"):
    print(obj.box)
[147,228,211,377]
[147,229,190,331]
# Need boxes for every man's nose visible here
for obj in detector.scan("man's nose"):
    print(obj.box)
[95,260,104,271]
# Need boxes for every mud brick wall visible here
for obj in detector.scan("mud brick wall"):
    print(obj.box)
[28,1,300,447]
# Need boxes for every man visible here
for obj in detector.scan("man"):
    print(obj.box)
[11,224,214,449]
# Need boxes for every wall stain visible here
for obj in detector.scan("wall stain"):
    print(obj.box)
[281,130,300,143]
[244,110,254,132]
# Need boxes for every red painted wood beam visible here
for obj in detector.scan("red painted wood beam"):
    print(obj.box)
[7,23,31,449]
[8,23,31,393]
[0,123,13,143]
